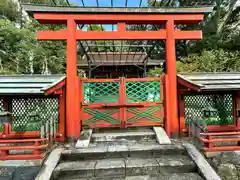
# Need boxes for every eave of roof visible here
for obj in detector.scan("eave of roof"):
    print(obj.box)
[178,72,240,91]
[21,4,213,16]
[41,76,66,93]
[79,52,162,67]
[0,74,65,95]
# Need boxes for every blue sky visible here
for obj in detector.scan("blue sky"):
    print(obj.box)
[69,0,152,31]
[71,0,150,31]
[69,0,149,7]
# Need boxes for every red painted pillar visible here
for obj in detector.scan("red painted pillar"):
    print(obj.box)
[119,77,127,128]
[235,91,240,130]
[166,20,178,136]
[164,74,171,136]
[178,88,186,135]
[79,78,83,133]
[66,18,79,142]
[75,78,80,138]
[58,88,66,142]
[3,98,11,138]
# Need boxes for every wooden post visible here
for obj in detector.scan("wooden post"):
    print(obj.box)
[208,135,213,150]
[58,87,66,142]
[66,18,78,142]
[40,125,44,139]
[119,77,127,128]
[45,121,49,142]
[235,91,240,129]
[75,78,80,138]
[3,97,11,138]
[164,74,171,136]
[178,89,186,135]
[33,141,41,155]
[49,117,53,144]
[235,92,240,145]
[166,20,178,136]
[79,78,83,134]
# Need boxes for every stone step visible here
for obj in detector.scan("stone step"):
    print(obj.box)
[91,128,156,143]
[125,173,204,180]
[61,142,186,161]
[54,155,197,179]
[57,173,204,180]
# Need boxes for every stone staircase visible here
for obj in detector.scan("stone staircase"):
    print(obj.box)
[52,128,204,180]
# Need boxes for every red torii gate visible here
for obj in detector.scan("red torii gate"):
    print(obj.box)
[28,5,211,141]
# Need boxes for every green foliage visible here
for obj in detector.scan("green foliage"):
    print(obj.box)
[20,0,69,6]
[87,25,104,31]
[147,0,240,75]
[148,67,163,77]
[177,49,240,72]
[1,0,240,76]
[0,0,19,21]
[86,25,113,52]
[0,19,33,74]
[0,18,67,74]
[0,0,71,75]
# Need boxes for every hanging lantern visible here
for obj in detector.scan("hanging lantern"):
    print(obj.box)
[202,106,218,128]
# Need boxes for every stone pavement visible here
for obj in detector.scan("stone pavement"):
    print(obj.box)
[0,160,42,180]
[210,151,240,180]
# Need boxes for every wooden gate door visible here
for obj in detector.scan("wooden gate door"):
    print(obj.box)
[80,77,164,129]
[124,78,164,127]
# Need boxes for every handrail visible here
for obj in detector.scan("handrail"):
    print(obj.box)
[187,115,206,139]
[0,115,57,160]
[0,138,47,143]
[199,131,240,152]
[0,144,48,150]
[40,115,57,147]
[200,137,240,143]
[200,131,240,136]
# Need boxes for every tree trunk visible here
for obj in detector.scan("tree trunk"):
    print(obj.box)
[216,0,239,35]
[215,0,222,34]
[29,51,34,74]
[16,57,19,73]
[0,58,3,71]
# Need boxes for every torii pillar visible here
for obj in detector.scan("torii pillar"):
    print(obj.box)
[66,19,79,142]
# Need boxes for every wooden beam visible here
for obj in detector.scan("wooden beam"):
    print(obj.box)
[34,13,204,24]
[44,79,66,95]
[37,30,202,40]
[175,30,202,40]
[77,31,167,40]
[177,77,201,92]
[117,23,126,32]
[37,30,67,40]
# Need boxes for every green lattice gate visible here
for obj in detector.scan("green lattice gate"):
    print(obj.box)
[81,77,164,128]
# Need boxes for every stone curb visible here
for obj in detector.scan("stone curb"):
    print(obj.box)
[75,129,93,148]
[35,148,65,180]
[183,143,221,180]
[153,127,171,145]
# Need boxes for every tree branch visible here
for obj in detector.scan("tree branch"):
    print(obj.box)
[216,0,239,35]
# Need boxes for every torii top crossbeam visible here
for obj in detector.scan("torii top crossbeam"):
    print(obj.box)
[23,5,212,40]
[23,4,212,141]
